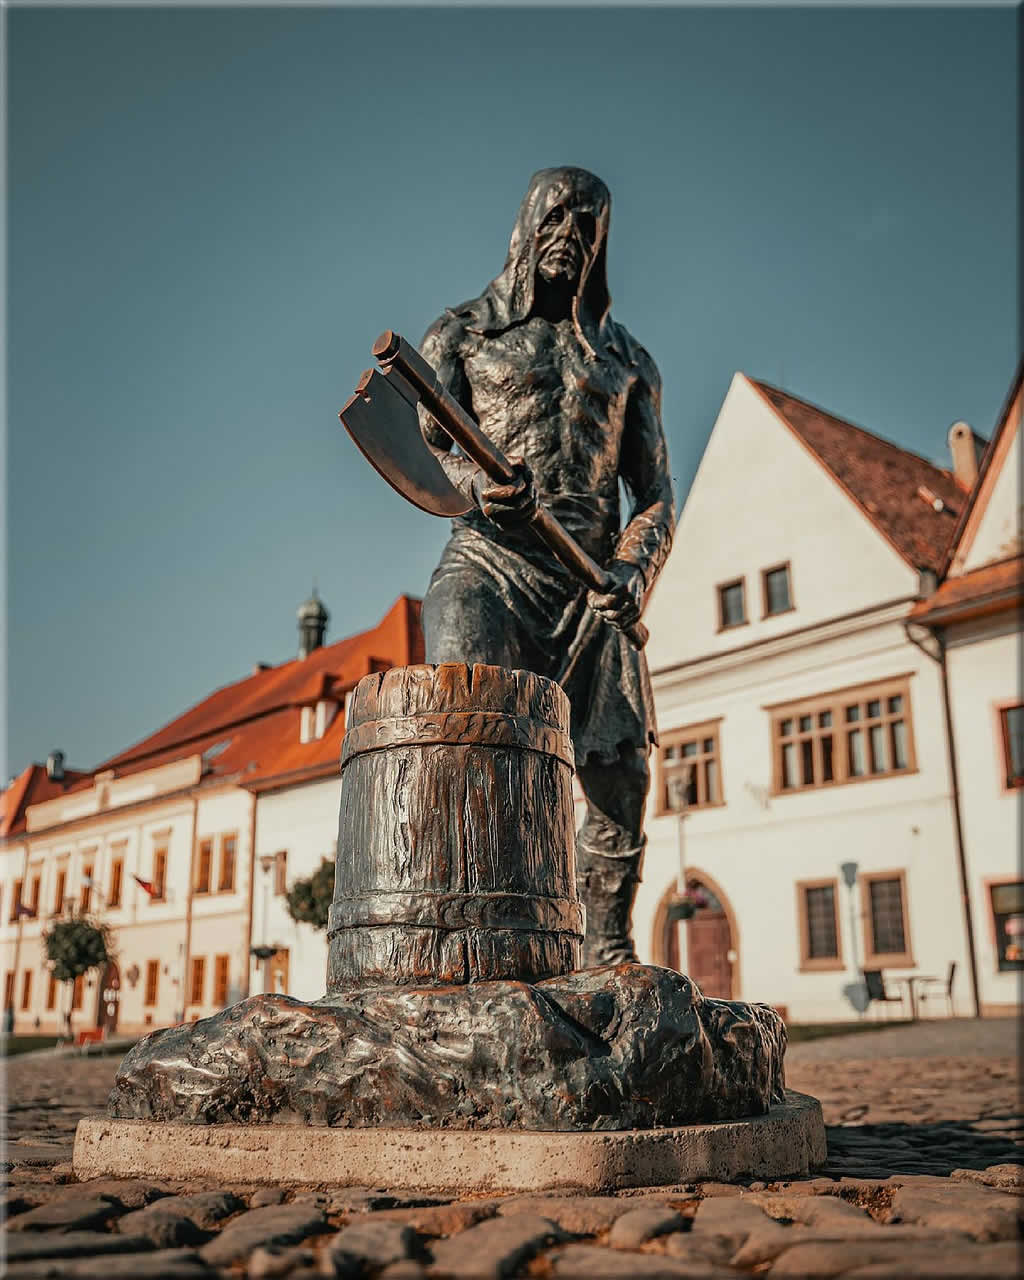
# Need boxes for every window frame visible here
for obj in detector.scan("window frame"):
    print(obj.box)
[998,703,1024,790]
[46,972,57,1011]
[143,959,160,1007]
[768,675,917,795]
[79,859,94,914]
[151,846,168,903]
[655,719,725,816]
[860,869,915,969]
[987,878,1024,972]
[716,577,748,632]
[218,833,238,893]
[108,848,125,908]
[274,851,288,897]
[761,561,795,619]
[20,969,32,1011]
[9,880,22,923]
[53,868,67,916]
[189,955,206,1007]
[796,877,844,972]
[195,839,213,895]
[213,954,230,1006]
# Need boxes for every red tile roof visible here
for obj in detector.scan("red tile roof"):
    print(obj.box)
[748,379,966,573]
[1,763,90,839]
[909,555,1023,625]
[4,596,423,834]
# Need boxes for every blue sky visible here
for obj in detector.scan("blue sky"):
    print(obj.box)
[7,4,1019,774]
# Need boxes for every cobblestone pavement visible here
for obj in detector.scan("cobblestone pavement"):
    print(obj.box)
[2,1019,1021,1277]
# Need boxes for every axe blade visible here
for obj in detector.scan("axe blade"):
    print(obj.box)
[339,368,474,518]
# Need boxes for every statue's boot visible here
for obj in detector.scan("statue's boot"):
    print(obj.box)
[576,840,645,967]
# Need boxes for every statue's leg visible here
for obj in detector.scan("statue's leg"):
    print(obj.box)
[422,560,522,668]
[575,745,650,967]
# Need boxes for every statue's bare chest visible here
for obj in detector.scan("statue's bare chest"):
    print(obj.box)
[460,321,631,490]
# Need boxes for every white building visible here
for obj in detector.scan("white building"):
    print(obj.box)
[909,367,1022,1017]
[0,595,422,1037]
[638,370,1018,1022]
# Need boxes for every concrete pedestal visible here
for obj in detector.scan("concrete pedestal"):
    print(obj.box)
[73,1091,825,1193]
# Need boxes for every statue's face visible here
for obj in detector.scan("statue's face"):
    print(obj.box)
[534,191,600,287]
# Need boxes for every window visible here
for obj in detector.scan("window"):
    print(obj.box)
[10,880,22,922]
[108,857,123,908]
[797,880,843,971]
[218,835,237,893]
[20,970,32,1011]
[144,959,160,1007]
[4,971,15,1008]
[1000,705,1024,789]
[861,871,913,967]
[657,722,723,813]
[213,954,230,1006]
[54,869,66,916]
[190,956,206,1006]
[152,847,168,902]
[762,563,793,617]
[195,840,212,894]
[28,874,40,918]
[46,973,57,1011]
[771,677,915,793]
[989,882,1024,971]
[274,851,288,897]
[717,578,746,630]
[71,974,84,1011]
[80,864,93,913]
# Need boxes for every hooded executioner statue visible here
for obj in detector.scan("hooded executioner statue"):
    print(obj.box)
[419,167,676,965]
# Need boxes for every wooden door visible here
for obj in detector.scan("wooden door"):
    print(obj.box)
[269,949,289,995]
[686,912,733,999]
[95,961,120,1034]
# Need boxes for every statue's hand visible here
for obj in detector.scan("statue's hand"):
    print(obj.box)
[588,562,645,632]
[471,457,539,529]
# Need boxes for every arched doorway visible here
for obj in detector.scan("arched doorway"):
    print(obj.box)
[95,960,120,1034]
[653,870,739,999]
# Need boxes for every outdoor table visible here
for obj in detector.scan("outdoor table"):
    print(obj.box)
[888,974,936,1021]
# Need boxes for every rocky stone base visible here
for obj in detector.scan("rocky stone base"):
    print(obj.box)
[74,1092,825,1191]
[106,964,786,1131]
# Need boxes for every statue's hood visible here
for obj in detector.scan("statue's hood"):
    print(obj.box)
[451,167,614,362]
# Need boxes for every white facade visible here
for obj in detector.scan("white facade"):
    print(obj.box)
[926,374,1022,1016]
[251,776,341,1003]
[637,373,984,1022]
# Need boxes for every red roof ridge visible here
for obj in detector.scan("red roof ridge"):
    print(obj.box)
[746,376,962,479]
[743,374,964,573]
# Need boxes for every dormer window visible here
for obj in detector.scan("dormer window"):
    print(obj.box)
[762,563,793,617]
[301,699,337,744]
[314,699,336,739]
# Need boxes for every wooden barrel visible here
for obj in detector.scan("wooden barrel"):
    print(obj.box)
[326,662,583,988]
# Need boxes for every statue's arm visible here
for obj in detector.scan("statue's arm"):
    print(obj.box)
[615,347,676,597]
[418,315,479,500]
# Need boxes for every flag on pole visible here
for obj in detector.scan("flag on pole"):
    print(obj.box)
[132,875,156,897]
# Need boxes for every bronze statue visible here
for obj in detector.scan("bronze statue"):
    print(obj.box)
[417,167,676,965]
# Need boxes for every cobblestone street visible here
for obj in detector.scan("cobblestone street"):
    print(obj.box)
[3,1018,1021,1277]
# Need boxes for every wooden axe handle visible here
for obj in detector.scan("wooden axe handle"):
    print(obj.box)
[373,330,649,651]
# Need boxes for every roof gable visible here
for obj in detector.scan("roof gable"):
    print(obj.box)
[1,763,90,839]
[947,361,1023,577]
[748,379,963,574]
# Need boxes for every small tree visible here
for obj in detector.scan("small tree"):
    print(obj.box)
[43,911,112,1039]
[285,857,334,931]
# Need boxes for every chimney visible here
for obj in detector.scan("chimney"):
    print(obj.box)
[297,589,329,659]
[46,750,65,783]
[949,421,984,491]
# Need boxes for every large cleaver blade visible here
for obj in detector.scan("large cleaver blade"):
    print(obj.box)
[339,367,473,518]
